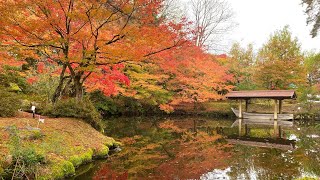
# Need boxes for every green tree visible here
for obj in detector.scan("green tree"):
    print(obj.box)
[299,52,320,110]
[227,42,256,90]
[254,26,306,90]
[305,52,320,87]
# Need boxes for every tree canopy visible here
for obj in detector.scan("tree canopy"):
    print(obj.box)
[227,42,255,90]
[254,26,306,90]
[0,0,233,113]
[0,0,187,102]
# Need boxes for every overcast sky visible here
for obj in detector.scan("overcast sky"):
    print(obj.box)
[226,0,320,52]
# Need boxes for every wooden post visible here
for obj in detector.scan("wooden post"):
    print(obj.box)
[245,100,249,112]
[239,99,243,118]
[274,99,278,137]
[274,99,278,120]
[239,118,242,136]
[279,100,282,114]
[274,120,278,138]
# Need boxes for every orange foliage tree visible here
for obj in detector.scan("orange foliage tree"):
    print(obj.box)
[153,42,233,111]
[0,0,186,102]
[115,41,234,113]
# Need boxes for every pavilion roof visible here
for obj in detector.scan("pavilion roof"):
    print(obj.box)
[225,90,297,100]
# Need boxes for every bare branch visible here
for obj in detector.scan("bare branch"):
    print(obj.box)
[189,0,235,51]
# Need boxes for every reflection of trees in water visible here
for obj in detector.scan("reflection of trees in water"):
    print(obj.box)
[294,125,320,177]
[100,117,320,179]
[228,123,320,179]
[99,117,231,179]
[99,117,180,178]
[103,117,159,138]
[228,146,300,179]
[104,117,234,138]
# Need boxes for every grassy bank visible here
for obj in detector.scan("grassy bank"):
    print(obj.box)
[0,112,119,179]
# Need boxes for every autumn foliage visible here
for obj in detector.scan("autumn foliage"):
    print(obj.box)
[0,0,185,100]
[254,27,306,90]
[155,44,233,106]
[0,0,232,113]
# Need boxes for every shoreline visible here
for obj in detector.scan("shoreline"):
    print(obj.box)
[0,115,120,179]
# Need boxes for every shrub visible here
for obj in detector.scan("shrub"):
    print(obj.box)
[114,96,164,115]
[15,147,45,167]
[28,130,44,140]
[89,91,119,116]
[0,88,20,117]
[6,126,46,179]
[43,98,103,131]
[90,91,168,117]
[0,67,31,93]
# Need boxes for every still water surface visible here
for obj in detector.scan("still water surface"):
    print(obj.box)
[72,117,320,180]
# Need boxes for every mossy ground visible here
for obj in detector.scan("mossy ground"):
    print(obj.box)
[0,112,116,179]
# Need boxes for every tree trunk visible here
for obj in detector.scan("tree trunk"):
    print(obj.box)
[52,64,67,103]
[73,75,83,101]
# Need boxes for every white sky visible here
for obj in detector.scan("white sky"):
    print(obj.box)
[226,0,320,52]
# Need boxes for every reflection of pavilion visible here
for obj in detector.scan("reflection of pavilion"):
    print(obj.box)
[228,118,296,150]
[231,119,293,128]
[232,118,293,138]
[226,135,296,151]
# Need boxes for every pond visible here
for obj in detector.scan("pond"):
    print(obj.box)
[71,117,320,180]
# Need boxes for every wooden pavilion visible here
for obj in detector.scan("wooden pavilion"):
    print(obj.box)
[226,90,297,120]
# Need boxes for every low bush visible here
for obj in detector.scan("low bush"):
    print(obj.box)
[6,126,46,179]
[113,96,164,116]
[0,88,20,117]
[90,91,119,116]
[0,67,31,93]
[89,91,167,117]
[28,130,44,140]
[43,98,103,131]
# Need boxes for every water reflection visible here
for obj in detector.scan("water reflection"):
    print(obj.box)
[73,117,320,180]
[224,118,320,179]
[233,118,294,138]
[200,167,231,180]
[226,146,300,179]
